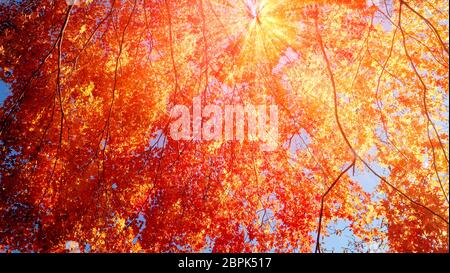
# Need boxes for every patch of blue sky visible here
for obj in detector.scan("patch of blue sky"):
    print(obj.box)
[320,218,388,253]
[0,80,11,106]
[84,243,91,253]
[149,129,167,149]
[131,212,147,246]
[287,129,311,156]
[349,162,388,194]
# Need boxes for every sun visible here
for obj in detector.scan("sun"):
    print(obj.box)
[245,0,264,22]
[237,0,300,65]
[206,0,300,68]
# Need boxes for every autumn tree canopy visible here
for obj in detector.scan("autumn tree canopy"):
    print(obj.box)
[0,0,448,253]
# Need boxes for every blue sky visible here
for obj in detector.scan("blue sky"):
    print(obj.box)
[0,80,10,106]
